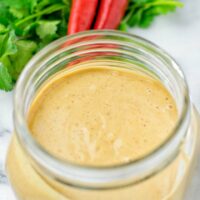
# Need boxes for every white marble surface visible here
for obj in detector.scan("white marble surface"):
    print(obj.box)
[0,0,200,199]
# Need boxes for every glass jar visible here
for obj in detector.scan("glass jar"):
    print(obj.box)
[6,30,200,200]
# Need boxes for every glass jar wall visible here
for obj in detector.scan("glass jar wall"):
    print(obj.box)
[6,30,200,200]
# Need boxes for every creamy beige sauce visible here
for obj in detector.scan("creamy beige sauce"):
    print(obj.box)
[28,66,177,166]
[6,65,199,200]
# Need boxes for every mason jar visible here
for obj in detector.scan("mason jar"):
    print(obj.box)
[6,30,200,200]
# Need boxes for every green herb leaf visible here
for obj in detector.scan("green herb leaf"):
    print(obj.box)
[0,4,14,26]
[0,0,70,91]
[120,0,183,29]
[0,24,7,34]
[9,40,37,80]
[0,62,13,91]
[0,31,17,58]
[36,20,60,39]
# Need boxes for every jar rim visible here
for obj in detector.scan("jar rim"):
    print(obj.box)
[13,30,191,188]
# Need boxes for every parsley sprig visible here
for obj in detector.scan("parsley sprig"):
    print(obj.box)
[0,0,70,91]
[119,0,183,30]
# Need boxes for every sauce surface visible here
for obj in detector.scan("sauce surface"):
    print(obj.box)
[28,66,178,166]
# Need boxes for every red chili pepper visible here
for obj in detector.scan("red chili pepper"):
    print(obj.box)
[94,0,128,29]
[68,0,99,35]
